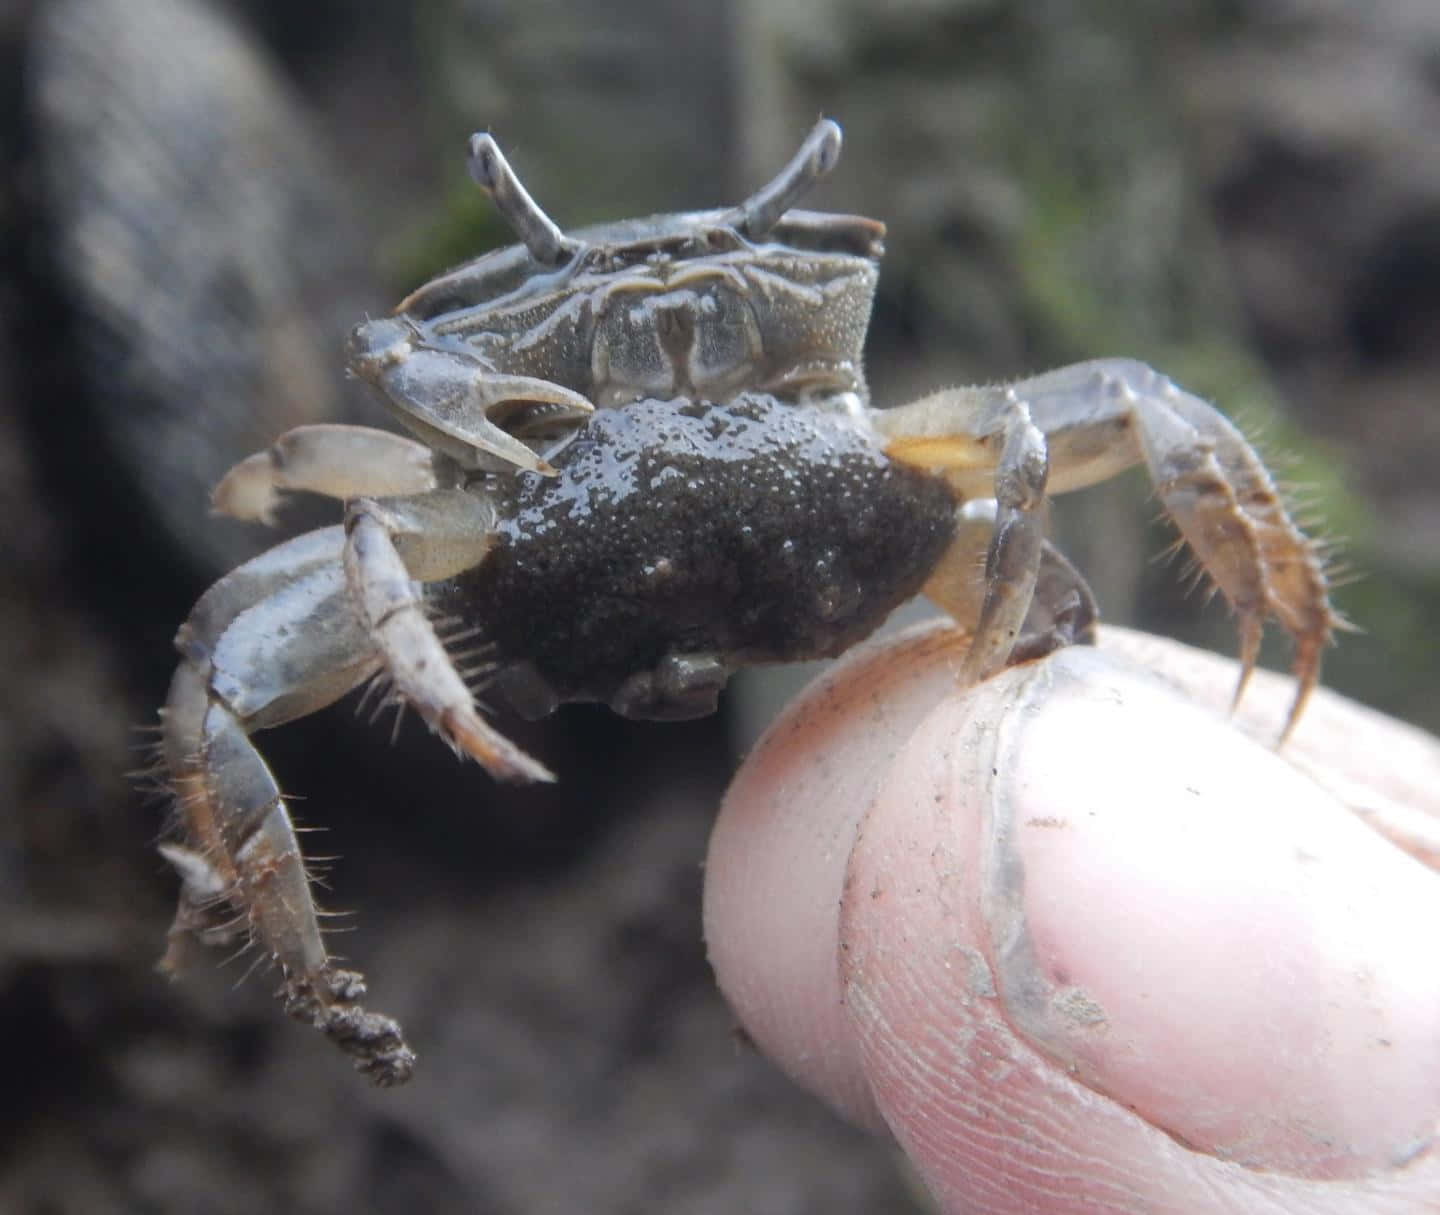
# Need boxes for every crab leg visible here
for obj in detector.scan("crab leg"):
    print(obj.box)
[922,498,1100,678]
[343,491,553,784]
[211,424,441,524]
[875,358,1338,738]
[160,527,416,1084]
[883,389,1081,684]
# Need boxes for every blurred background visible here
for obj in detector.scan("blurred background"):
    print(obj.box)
[2,0,1437,1209]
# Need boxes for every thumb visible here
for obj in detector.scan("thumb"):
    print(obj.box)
[706,625,1440,1214]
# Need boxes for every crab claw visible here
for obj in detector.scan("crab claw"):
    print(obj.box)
[347,319,594,476]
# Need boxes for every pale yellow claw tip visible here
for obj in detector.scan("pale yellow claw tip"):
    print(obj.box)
[1276,641,1325,748]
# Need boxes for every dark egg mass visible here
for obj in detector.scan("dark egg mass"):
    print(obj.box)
[440,393,958,719]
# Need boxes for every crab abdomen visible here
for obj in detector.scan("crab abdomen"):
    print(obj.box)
[435,394,958,719]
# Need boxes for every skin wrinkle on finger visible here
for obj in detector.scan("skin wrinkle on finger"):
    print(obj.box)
[708,623,1440,1215]
[839,701,1156,1214]
[842,977,1144,1214]
[843,695,1176,1213]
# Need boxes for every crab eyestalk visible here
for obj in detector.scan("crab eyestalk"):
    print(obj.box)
[725,118,844,240]
[467,133,575,267]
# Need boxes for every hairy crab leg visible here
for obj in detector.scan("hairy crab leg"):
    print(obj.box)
[343,491,553,784]
[160,527,415,1084]
[875,358,1339,739]
[211,424,441,524]
[725,118,844,240]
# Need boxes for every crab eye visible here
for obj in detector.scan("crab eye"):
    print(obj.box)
[468,139,502,190]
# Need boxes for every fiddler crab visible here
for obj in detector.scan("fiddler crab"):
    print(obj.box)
[155,120,1338,1085]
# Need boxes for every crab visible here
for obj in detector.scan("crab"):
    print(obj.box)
[155,120,1338,1086]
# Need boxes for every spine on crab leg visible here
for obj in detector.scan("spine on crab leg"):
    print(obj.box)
[158,527,416,1085]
